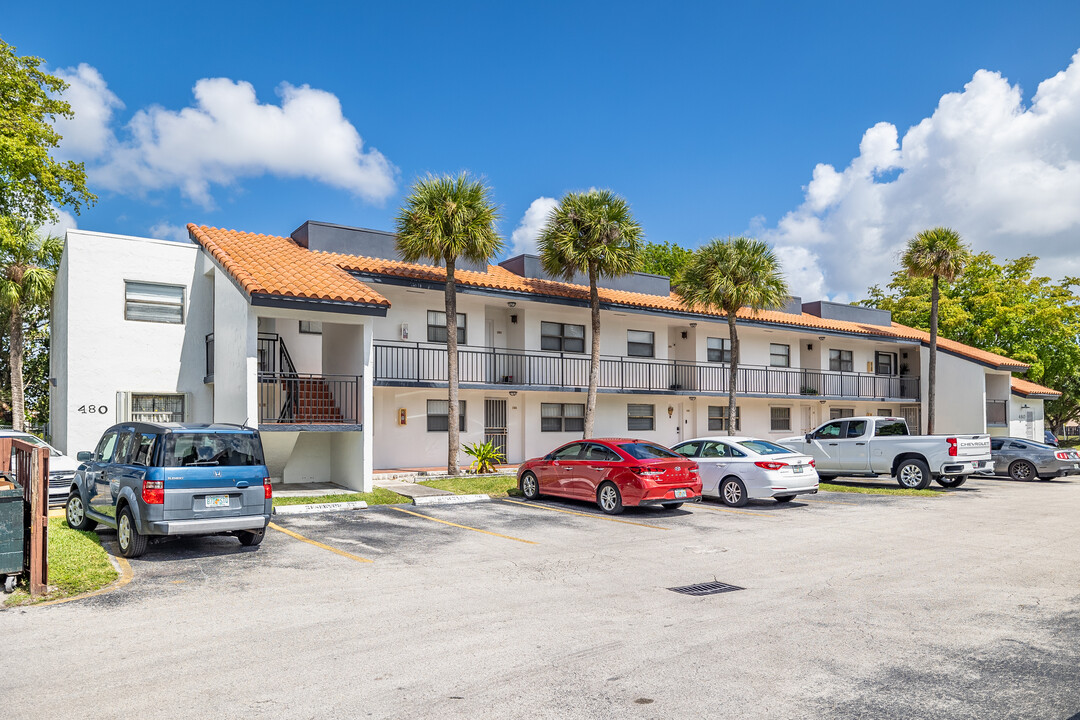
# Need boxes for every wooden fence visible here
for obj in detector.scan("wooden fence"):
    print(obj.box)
[0,437,49,596]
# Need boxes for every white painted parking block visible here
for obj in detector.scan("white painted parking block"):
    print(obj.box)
[411,494,492,506]
[273,501,369,515]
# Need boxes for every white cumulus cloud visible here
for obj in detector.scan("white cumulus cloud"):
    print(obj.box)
[764,49,1080,301]
[510,196,558,256]
[41,209,78,238]
[148,221,192,243]
[53,68,396,208]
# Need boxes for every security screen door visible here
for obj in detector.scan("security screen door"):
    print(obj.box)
[485,399,508,461]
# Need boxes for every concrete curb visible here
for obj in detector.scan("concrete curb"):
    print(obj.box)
[411,494,492,506]
[273,501,369,515]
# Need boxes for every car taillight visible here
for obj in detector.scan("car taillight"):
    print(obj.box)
[142,479,164,504]
[754,461,788,471]
[947,438,958,457]
[629,466,665,476]
[809,459,816,468]
[1055,451,1071,460]
[264,477,273,499]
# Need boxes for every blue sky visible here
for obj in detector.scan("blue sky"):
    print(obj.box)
[6,1,1080,298]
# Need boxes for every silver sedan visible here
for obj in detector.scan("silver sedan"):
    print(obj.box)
[990,437,1080,480]
[672,436,819,507]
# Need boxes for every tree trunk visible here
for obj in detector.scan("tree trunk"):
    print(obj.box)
[584,262,600,439]
[727,313,739,436]
[446,258,460,475]
[9,303,25,433]
[928,275,938,435]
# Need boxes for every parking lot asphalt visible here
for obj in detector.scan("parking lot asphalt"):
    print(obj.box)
[3,475,1079,719]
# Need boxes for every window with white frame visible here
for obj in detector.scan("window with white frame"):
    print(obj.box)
[540,322,585,353]
[427,399,466,432]
[299,321,323,334]
[829,349,853,372]
[707,337,731,363]
[131,393,185,422]
[541,403,585,432]
[627,330,655,357]
[830,407,855,419]
[125,281,184,324]
[770,343,791,368]
[770,406,792,431]
[627,403,655,431]
[708,405,741,431]
[427,311,466,344]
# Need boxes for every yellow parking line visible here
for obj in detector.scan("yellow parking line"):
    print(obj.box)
[268,522,374,563]
[36,554,133,607]
[695,504,776,518]
[501,499,669,530]
[390,507,536,544]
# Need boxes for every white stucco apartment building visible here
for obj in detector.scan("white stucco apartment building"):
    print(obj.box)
[50,222,1061,492]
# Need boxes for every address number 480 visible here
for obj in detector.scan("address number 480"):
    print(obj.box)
[78,405,109,414]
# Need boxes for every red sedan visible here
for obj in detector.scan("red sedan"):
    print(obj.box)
[517,439,702,514]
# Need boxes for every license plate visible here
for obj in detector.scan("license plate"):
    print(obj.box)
[674,489,687,499]
[793,465,804,474]
[205,495,230,508]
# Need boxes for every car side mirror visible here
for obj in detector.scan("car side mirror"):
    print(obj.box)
[804,434,813,443]
[76,451,92,462]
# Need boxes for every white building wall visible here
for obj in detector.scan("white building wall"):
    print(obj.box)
[50,230,213,455]
[213,270,258,424]
[924,350,988,434]
[1008,396,1044,440]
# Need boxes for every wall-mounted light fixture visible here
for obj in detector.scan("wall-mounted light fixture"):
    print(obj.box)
[819,399,826,405]
[688,396,696,401]
[818,336,825,341]
[507,301,516,308]
[689,322,697,328]
[667,405,674,418]
[509,391,518,397]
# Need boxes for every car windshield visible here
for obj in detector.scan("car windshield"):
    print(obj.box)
[618,442,680,460]
[737,440,792,456]
[163,433,265,467]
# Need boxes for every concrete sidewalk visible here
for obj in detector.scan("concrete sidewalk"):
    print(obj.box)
[371,478,455,499]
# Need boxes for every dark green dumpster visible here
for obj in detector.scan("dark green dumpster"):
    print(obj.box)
[0,473,23,593]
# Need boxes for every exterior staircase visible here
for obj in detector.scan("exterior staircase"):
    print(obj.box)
[282,377,345,423]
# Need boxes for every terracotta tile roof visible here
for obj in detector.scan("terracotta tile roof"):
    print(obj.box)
[188,225,388,306]
[190,224,1031,371]
[1011,376,1061,398]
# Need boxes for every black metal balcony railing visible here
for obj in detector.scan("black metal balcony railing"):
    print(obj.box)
[373,341,921,400]
[258,372,361,425]
[986,399,1008,426]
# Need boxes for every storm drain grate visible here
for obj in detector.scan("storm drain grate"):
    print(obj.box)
[668,581,744,596]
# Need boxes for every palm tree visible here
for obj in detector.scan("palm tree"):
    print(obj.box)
[537,190,644,438]
[0,217,62,431]
[674,237,788,436]
[395,173,502,475]
[901,227,970,435]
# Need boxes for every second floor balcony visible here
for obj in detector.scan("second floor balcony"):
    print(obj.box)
[374,341,920,401]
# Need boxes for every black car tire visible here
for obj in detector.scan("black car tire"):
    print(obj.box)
[1008,460,1038,481]
[936,476,967,488]
[237,529,265,547]
[895,459,932,490]
[117,506,148,558]
[65,491,93,531]
[520,472,540,500]
[596,482,623,515]
[817,475,837,482]
[720,477,749,507]
[774,495,796,503]
[662,502,683,510]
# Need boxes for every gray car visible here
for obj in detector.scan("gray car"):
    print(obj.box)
[65,422,272,557]
[989,437,1080,480]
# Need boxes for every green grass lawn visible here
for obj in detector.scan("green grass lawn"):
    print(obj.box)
[419,474,521,497]
[4,517,119,607]
[272,488,410,507]
[819,482,944,497]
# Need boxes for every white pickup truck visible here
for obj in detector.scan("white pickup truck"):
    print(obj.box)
[781,417,992,489]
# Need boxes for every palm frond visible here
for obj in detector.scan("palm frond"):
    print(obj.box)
[673,236,789,315]
[902,227,970,282]
[394,172,503,266]
[536,189,644,281]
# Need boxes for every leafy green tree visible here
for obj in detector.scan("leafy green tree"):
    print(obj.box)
[864,252,1080,433]
[396,173,502,475]
[639,240,693,279]
[0,217,62,431]
[675,237,788,435]
[537,189,644,437]
[900,227,971,434]
[0,302,50,431]
[1,37,95,226]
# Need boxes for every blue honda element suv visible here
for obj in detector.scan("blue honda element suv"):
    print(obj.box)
[65,423,272,557]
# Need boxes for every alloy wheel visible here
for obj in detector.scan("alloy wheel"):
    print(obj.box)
[67,496,84,527]
[723,481,742,505]
[522,475,537,497]
[899,464,923,488]
[599,485,618,512]
[118,513,131,550]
